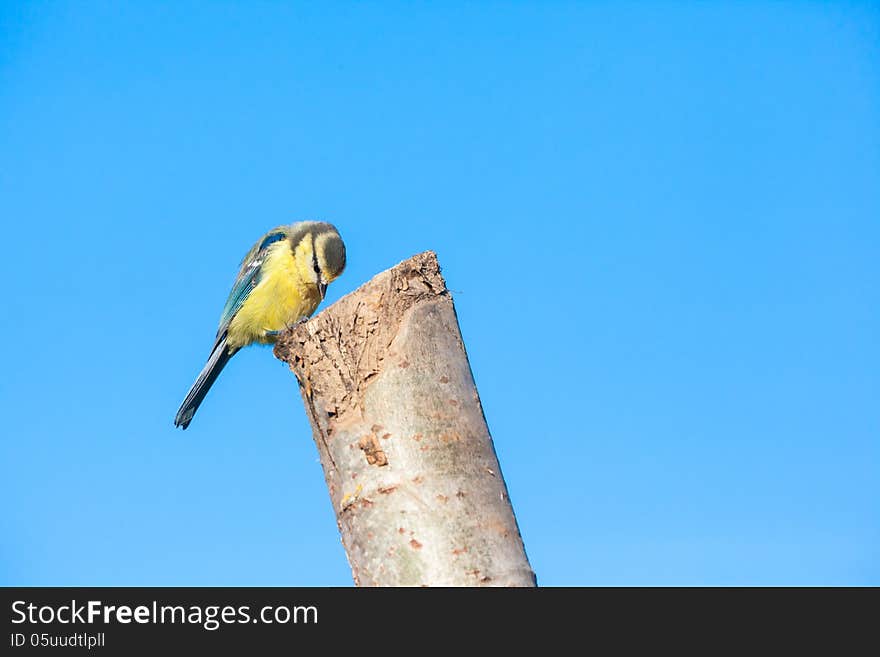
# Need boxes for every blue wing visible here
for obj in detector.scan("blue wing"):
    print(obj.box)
[215,228,288,340]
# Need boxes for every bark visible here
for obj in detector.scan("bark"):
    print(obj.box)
[273,251,536,587]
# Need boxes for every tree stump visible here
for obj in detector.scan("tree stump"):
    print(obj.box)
[274,251,535,587]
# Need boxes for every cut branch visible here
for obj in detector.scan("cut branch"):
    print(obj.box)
[274,251,536,587]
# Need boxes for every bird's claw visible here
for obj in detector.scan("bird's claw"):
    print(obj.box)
[263,317,309,339]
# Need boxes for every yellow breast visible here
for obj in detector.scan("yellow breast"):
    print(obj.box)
[226,241,322,349]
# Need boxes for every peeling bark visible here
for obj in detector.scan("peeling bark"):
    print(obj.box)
[274,251,536,587]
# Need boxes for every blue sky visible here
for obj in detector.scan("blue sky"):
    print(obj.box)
[1,1,877,586]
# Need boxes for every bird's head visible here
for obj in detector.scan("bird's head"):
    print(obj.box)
[292,221,346,299]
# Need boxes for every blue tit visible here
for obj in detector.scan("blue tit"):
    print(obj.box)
[174,221,346,429]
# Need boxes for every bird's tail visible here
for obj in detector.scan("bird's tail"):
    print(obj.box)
[174,335,237,430]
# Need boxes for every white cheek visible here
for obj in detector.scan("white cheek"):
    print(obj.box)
[315,256,329,284]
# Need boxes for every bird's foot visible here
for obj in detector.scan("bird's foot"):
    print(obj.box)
[263,318,309,339]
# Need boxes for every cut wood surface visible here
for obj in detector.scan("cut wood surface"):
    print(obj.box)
[274,251,536,587]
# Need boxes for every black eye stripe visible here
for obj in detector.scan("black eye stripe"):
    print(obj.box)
[312,248,320,274]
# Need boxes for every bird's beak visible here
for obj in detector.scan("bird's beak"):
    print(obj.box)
[318,281,328,299]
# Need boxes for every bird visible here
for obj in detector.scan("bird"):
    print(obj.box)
[174,221,346,429]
